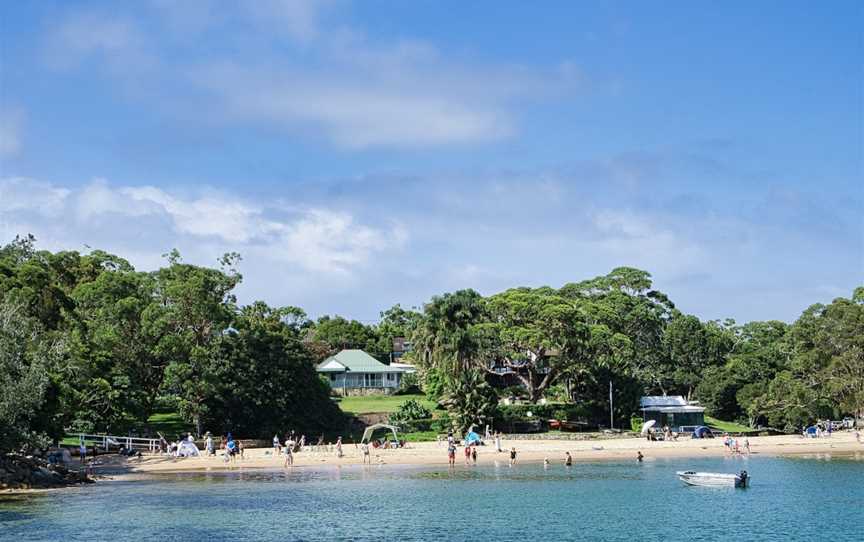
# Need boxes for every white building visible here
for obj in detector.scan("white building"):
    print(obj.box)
[316,349,416,396]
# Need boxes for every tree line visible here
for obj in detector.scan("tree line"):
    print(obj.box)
[1,236,861,453]
[408,268,863,433]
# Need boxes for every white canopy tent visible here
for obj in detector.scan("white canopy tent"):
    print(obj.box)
[177,440,201,457]
[360,423,400,444]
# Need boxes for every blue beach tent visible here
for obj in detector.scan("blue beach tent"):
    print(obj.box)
[692,426,712,439]
[465,431,481,445]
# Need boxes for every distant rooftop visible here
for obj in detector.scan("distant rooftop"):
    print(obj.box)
[640,395,705,412]
[640,396,688,408]
[316,349,412,374]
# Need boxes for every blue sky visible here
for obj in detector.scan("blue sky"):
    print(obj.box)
[1,0,861,323]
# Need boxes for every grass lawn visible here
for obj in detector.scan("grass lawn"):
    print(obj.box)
[335,394,437,415]
[705,415,752,433]
[146,411,193,437]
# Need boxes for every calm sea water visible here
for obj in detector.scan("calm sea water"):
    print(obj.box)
[2,454,862,541]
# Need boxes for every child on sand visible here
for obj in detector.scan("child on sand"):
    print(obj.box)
[226,438,237,463]
[509,447,517,466]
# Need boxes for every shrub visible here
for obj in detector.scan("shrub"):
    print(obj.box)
[395,372,421,395]
[388,399,432,426]
[430,413,453,433]
[630,416,644,433]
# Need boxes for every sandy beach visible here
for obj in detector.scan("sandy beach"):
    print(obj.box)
[103,433,863,477]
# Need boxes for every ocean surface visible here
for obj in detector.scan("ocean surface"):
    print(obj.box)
[2,454,862,541]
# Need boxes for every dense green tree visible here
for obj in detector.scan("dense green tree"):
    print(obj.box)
[67,268,162,432]
[438,370,498,435]
[411,289,487,398]
[0,301,66,452]
[202,303,343,436]
[307,315,384,362]
[373,304,422,361]
[474,287,591,402]
[664,314,732,399]
[153,251,242,436]
[560,267,676,394]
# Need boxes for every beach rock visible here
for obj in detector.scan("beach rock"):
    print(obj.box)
[1,452,92,490]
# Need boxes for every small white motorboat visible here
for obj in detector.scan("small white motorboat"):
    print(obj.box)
[677,470,749,488]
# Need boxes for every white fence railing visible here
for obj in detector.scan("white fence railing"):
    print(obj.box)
[71,434,160,453]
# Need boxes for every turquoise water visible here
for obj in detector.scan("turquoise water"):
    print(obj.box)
[2,455,863,541]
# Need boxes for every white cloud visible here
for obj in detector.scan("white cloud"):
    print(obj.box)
[0,108,25,157]
[43,11,155,74]
[242,0,330,42]
[0,177,70,215]
[1,176,405,275]
[201,66,514,148]
[40,1,575,148]
[588,210,708,274]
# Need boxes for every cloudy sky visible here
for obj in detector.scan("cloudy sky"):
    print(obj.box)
[1,0,861,323]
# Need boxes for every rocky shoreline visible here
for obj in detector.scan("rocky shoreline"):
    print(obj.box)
[1,454,94,490]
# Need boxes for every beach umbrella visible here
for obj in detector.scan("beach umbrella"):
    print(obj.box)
[641,420,656,435]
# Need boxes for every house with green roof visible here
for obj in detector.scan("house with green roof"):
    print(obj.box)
[316,349,416,395]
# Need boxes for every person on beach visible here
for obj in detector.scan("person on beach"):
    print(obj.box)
[284,440,294,468]
[273,434,281,454]
[226,437,237,463]
[447,441,456,466]
[464,443,472,465]
[336,437,343,458]
[855,429,861,444]
[637,451,644,462]
[205,433,214,456]
[565,452,572,466]
[79,442,87,465]
[361,442,371,464]
[744,438,751,454]
[238,440,245,460]
[471,446,478,465]
[495,432,503,453]
[509,447,517,466]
